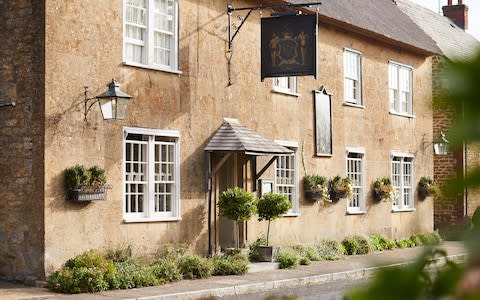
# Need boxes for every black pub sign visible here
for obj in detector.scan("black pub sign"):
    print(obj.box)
[261,14,317,80]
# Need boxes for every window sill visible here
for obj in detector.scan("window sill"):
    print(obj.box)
[392,208,415,213]
[123,61,183,75]
[347,210,366,215]
[271,88,300,97]
[343,102,365,109]
[123,216,182,223]
[283,212,300,217]
[389,111,415,118]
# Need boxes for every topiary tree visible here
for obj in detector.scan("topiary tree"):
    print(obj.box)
[218,187,257,248]
[257,192,291,246]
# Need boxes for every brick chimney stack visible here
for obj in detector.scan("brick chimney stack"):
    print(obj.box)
[442,0,469,30]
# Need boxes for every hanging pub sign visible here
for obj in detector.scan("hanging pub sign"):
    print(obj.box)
[261,14,317,81]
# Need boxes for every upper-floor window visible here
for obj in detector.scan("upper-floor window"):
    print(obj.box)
[273,77,298,95]
[391,154,414,211]
[124,0,179,72]
[124,127,180,222]
[346,149,365,213]
[389,62,412,115]
[343,49,362,105]
[275,141,299,215]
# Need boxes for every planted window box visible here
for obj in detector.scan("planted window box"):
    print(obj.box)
[418,176,439,199]
[65,165,110,202]
[328,176,352,202]
[303,174,329,202]
[372,177,394,202]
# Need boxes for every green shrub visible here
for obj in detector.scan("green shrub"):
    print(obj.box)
[156,243,188,260]
[248,235,267,262]
[276,249,300,269]
[356,236,371,255]
[315,240,345,260]
[292,245,321,261]
[369,234,396,251]
[342,236,360,255]
[396,239,409,249]
[212,253,249,275]
[105,246,132,263]
[65,165,107,189]
[111,261,159,289]
[410,235,423,246]
[48,250,116,293]
[257,192,292,246]
[150,258,182,283]
[177,255,214,279]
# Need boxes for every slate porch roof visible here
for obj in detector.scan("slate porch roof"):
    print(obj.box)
[284,0,441,55]
[396,0,480,61]
[204,118,293,155]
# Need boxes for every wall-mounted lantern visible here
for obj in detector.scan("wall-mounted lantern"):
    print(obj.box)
[84,79,132,121]
[433,131,449,155]
[423,131,449,156]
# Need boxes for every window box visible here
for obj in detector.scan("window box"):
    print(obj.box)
[69,187,107,202]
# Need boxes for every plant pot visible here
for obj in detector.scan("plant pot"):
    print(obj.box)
[418,188,430,199]
[257,246,279,262]
[305,191,323,201]
[69,187,106,201]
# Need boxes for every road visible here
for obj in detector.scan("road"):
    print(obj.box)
[214,278,368,300]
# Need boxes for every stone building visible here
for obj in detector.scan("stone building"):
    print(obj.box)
[0,0,439,281]
[397,0,480,231]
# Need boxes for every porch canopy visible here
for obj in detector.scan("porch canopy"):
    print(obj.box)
[204,118,293,255]
[204,118,293,156]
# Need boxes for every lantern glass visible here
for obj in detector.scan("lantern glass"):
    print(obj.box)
[98,97,130,120]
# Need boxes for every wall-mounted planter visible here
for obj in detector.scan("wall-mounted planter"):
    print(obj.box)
[69,187,106,201]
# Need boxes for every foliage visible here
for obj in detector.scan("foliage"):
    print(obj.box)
[303,174,330,202]
[110,261,159,289]
[303,174,328,192]
[218,187,257,222]
[48,250,116,293]
[218,187,257,248]
[342,236,370,255]
[291,245,321,261]
[328,176,352,201]
[177,255,214,279]
[257,192,291,246]
[248,235,267,262]
[276,248,300,269]
[347,248,468,300]
[149,258,182,283]
[369,235,396,251]
[472,206,480,231]
[212,253,249,275]
[65,165,107,189]
[418,176,439,198]
[372,177,394,201]
[105,246,132,263]
[315,240,345,260]
[395,239,409,249]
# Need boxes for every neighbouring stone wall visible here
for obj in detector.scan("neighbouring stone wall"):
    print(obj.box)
[0,1,46,282]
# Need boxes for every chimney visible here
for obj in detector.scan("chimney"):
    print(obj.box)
[442,0,469,30]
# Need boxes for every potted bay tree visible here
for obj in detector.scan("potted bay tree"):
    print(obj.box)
[218,187,257,249]
[256,192,292,262]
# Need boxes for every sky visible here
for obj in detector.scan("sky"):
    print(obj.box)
[409,0,480,41]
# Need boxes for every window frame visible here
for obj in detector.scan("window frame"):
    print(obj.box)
[123,126,181,222]
[123,0,180,73]
[388,61,413,117]
[343,48,363,106]
[346,147,366,214]
[274,140,299,216]
[272,77,299,96]
[391,152,415,212]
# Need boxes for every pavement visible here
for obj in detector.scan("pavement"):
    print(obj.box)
[0,241,468,300]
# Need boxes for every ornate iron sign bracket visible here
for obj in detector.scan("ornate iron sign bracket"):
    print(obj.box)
[226,2,321,86]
